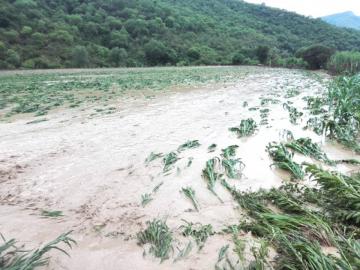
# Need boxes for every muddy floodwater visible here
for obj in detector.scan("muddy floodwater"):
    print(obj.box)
[0,67,358,269]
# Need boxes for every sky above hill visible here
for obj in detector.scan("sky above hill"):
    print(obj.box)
[244,0,360,17]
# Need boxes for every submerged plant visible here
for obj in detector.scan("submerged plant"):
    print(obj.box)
[229,118,257,137]
[163,152,179,172]
[283,103,303,124]
[141,193,153,207]
[222,158,245,179]
[208,144,217,153]
[180,220,214,250]
[181,187,199,211]
[177,140,201,152]
[285,137,332,164]
[137,219,173,261]
[41,210,64,218]
[202,157,223,202]
[145,152,163,165]
[0,232,75,269]
[221,145,239,159]
[267,142,305,180]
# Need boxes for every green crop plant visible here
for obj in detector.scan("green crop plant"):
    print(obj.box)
[202,157,223,202]
[266,142,305,180]
[180,220,214,250]
[163,152,179,172]
[0,232,75,270]
[181,187,199,211]
[208,144,217,153]
[177,140,201,152]
[41,210,64,218]
[229,118,257,137]
[285,137,332,164]
[221,145,239,159]
[145,152,163,165]
[222,158,245,179]
[137,219,173,262]
[283,103,304,124]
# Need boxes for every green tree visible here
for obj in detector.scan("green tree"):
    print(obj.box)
[109,47,127,66]
[71,46,89,68]
[255,45,270,64]
[295,44,334,69]
[144,40,175,65]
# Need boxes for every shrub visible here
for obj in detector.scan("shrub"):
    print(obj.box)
[327,51,360,75]
[295,44,334,70]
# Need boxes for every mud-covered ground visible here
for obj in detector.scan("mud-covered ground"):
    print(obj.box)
[0,67,358,269]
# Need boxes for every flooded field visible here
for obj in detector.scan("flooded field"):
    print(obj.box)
[0,66,359,269]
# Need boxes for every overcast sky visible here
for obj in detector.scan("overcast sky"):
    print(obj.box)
[244,0,360,17]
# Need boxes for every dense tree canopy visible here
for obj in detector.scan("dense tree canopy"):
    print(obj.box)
[0,0,360,69]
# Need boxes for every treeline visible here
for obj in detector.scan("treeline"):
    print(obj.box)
[1,0,360,69]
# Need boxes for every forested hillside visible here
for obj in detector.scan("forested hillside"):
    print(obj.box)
[1,0,360,69]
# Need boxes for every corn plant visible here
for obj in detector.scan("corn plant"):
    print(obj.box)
[137,219,173,262]
[229,118,257,137]
[177,140,201,152]
[163,152,179,172]
[181,187,199,211]
[202,157,223,202]
[0,232,75,270]
[267,142,305,180]
[180,220,214,250]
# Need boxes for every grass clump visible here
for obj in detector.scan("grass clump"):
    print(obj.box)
[267,142,305,180]
[177,140,200,152]
[181,187,199,211]
[0,232,75,270]
[180,220,214,250]
[137,219,173,262]
[229,118,257,138]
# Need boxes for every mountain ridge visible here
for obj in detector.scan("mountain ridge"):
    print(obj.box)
[322,11,360,30]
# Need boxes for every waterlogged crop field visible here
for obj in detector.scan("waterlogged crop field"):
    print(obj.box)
[1,66,360,270]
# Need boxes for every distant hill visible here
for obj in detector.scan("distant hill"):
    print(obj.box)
[322,11,360,30]
[1,0,360,69]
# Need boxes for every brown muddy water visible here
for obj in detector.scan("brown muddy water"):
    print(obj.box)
[0,67,358,269]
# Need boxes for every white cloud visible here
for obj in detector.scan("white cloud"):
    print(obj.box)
[244,0,360,17]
